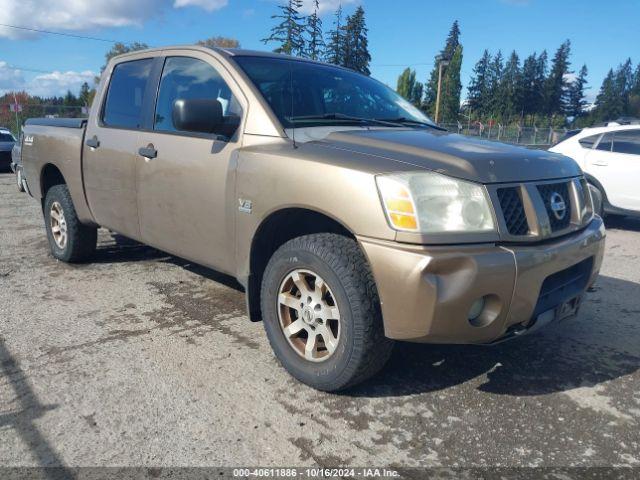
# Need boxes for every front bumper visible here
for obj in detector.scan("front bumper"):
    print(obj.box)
[359,217,605,344]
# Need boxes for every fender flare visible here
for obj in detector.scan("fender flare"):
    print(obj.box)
[583,173,610,208]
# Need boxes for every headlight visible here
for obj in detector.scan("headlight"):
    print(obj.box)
[376,172,496,234]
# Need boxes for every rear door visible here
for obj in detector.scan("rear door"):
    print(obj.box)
[135,51,246,272]
[585,129,640,211]
[83,56,159,240]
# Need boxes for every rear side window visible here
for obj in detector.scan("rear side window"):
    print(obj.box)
[102,59,153,129]
[579,134,600,149]
[596,133,614,152]
[613,130,640,155]
[154,56,242,136]
[0,132,14,141]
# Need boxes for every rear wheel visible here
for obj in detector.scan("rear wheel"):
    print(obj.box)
[44,184,97,262]
[260,233,393,392]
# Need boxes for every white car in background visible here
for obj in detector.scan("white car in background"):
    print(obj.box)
[550,124,640,218]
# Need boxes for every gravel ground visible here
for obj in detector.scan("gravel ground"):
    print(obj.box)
[0,172,639,470]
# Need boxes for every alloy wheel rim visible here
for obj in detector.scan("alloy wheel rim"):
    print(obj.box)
[50,201,68,249]
[277,269,341,363]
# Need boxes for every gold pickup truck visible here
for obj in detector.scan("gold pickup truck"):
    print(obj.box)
[20,46,605,391]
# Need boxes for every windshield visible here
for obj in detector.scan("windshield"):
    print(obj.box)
[234,56,435,129]
[0,132,15,142]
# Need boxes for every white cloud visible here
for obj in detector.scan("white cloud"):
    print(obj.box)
[173,0,228,12]
[0,62,25,93]
[28,70,97,97]
[0,62,97,97]
[0,0,228,39]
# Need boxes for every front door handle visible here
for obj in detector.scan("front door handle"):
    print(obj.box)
[138,144,157,159]
[85,135,100,149]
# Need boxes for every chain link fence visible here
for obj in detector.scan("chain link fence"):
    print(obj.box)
[440,122,568,149]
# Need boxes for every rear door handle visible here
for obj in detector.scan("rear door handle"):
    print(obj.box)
[85,135,100,149]
[138,144,157,159]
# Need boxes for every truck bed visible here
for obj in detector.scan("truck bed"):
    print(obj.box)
[21,117,95,225]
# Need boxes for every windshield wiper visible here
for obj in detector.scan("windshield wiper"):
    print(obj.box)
[288,113,403,128]
[375,117,446,130]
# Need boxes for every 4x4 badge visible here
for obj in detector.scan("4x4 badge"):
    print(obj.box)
[238,198,252,214]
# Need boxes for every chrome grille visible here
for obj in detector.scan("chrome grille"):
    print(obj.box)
[497,187,529,236]
[489,177,592,242]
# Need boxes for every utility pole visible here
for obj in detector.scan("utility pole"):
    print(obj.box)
[434,59,449,124]
[12,92,20,134]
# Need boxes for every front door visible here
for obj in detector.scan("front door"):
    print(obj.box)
[135,53,246,273]
[84,57,157,240]
[586,129,640,211]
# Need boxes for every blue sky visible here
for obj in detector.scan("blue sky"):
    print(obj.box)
[0,0,638,101]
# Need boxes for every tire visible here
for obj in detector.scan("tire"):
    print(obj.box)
[260,233,393,392]
[16,169,25,192]
[588,183,605,218]
[44,184,97,263]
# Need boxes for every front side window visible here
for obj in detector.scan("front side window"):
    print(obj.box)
[154,56,242,136]
[0,132,14,142]
[579,134,600,149]
[613,130,640,155]
[234,56,435,129]
[596,132,614,152]
[102,58,153,129]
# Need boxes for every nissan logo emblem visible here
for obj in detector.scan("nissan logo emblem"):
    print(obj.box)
[550,192,567,220]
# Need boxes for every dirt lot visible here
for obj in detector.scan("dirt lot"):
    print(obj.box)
[1,172,639,469]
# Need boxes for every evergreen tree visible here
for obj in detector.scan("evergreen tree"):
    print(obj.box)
[342,7,371,75]
[629,64,640,117]
[440,45,463,122]
[325,5,344,65]
[396,68,423,107]
[520,53,538,118]
[63,90,78,106]
[594,68,624,121]
[487,51,504,116]
[566,64,588,119]
[544,40,572,116]
[467,49,492,115]
[499,51,522,121]
[262,0,306,56]
[305,0,324,60]
[79,82,91,107]
[424,21,461,113]
[615,58,633,114]
[532,50,548,119]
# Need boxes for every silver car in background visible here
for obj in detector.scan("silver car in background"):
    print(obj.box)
[10,129,25,192]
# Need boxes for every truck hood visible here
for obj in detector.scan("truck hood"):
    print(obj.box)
[320,128,581,183]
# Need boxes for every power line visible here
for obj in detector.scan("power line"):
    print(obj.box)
[3,64,54,74]
[0,23,119,43]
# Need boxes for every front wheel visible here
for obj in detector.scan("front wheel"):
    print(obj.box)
[260,233,393,392]
[44,184,97,263]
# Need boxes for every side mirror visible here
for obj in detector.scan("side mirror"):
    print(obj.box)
[172,98,223,135]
